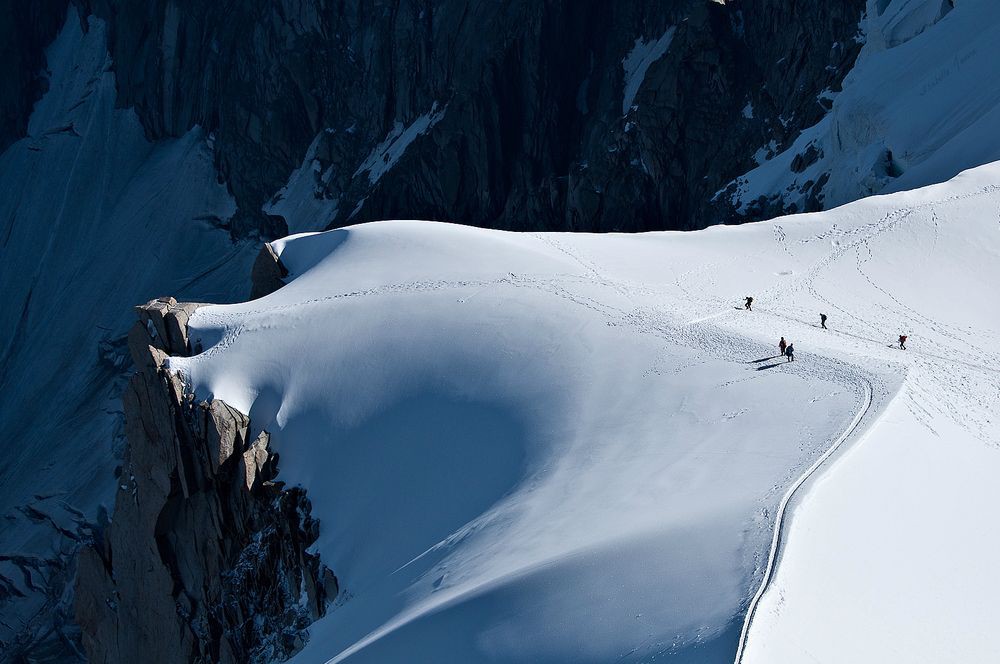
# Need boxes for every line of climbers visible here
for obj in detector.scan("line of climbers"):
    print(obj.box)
[744,296,911,360]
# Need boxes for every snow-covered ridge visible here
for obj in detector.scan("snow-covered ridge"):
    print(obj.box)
[168,161,1000,662]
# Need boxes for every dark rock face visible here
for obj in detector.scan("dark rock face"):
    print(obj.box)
[250,243,289,300]
[0,0,70,152]
[75,298,337,663]
[69,0,864,236]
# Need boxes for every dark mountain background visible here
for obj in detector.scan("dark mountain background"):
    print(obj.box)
[4,0,863,239]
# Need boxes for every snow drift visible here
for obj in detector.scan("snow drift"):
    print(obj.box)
[167,160,1000,662]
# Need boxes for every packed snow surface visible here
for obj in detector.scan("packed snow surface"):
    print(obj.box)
[170,161,1000,662]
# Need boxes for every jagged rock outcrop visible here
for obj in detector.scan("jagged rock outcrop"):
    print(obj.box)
[75,297,337,663]
[69,0,865,236]
[250,243,289,300]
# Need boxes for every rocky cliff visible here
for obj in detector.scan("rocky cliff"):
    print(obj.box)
[75,296,336,663]
[104,0,867,235]
[4,0,865,237]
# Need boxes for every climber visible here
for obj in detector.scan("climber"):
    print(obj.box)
[779,336,787,356]
[785,342,795,362]
[745,296,754,311]
[899,334,907,350]
[820,313,827,329]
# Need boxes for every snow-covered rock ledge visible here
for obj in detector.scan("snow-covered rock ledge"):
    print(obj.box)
[74,297,337,663]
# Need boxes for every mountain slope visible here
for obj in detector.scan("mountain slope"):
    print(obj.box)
[722,0,1000,218]
[0,12,256,656]
[1,0,866,237]
[166,162,1000,662]
[81,0,863,235]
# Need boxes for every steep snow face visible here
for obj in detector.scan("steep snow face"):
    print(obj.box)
[170,161,1000,662]
[621,28,676,115]
[353,103,448,188]
[723,0,1000,215]
[0,11,256,651]
[264,129,341,235]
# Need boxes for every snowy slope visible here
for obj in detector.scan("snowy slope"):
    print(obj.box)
[167,161,1000,662]
[171,225,881,662]
[724,0,1000,215]
[735,168,1000,663]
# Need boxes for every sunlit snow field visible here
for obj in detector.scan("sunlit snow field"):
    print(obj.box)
[170,163,1000,663]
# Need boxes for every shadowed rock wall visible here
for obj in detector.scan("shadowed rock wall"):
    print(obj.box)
[41,0,865,236]
[75,298,337,663]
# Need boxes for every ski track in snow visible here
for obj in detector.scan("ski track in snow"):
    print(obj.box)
[534,241,903,660]
[556,185,1000,662]
[733,377,876,664]
[168,164,1000,662]
[183,260,884,661]
[192,233,889,655]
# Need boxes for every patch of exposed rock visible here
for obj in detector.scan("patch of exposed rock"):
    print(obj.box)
[75,297,337,663]
[250,243,289,300]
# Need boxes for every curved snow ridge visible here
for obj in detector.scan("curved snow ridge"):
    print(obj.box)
[171,160,1000,663]
[170,234,871,661]
[734,375,878,663]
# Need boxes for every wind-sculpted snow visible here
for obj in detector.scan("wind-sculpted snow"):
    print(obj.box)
[169,160,1000,662]
[172,226,868,661]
